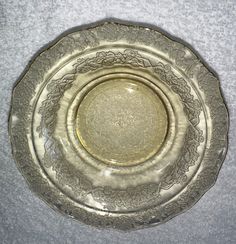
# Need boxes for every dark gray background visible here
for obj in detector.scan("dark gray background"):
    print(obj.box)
[0,0,236,243]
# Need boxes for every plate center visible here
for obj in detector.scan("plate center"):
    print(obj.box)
[76,79,168,166]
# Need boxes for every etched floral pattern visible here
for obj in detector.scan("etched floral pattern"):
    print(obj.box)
[9,22,228,230]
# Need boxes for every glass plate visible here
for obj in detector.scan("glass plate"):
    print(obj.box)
[9,21,228,230]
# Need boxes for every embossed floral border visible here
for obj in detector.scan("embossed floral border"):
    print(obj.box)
[9,21,228,230]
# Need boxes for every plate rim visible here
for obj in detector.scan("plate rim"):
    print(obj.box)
[8,20,229,230]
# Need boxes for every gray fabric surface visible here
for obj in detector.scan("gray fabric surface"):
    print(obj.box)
[0,0,236,243]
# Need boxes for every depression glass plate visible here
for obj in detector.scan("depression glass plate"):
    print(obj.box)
[9,21,228,230]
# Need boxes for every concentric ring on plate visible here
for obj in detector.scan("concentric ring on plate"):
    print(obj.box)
[64,68,190,176]
[31,47,206,212]
[67,72,174,168]
[75,78,168,166]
